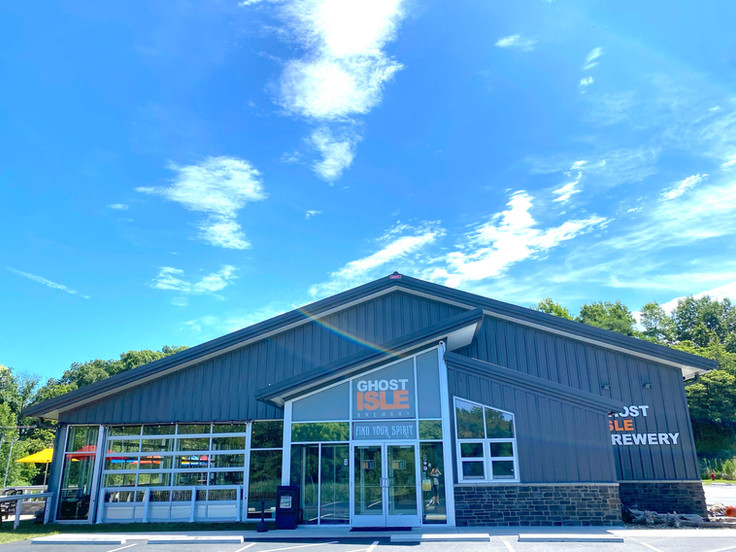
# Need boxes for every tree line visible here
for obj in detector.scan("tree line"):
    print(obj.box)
[0,346,187,486]
[533,295,736,464]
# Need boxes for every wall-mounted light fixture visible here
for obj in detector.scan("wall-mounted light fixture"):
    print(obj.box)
[643,383,652,389]
[601,383,611,390]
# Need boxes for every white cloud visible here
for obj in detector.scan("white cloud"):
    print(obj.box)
[428,192,607,287]
[310,127,358,181]
[278,0,404,120]
[150,265,237,303]
[583,47,603,70]
[659,280,736,314]
[183,303,292,334]
[309,222,443,297]
[579,76,594,87]
[137,156,266,249]
[552,160,585,203]
[660,173,707,200]
[552,180,581,203]
[243,0,405,182]
[604,177,736,252]
[305,209,323,219]
[281,151,302,164]
[721,154,736,169]
[107,203,129,210]
[7,267,89,299]
[494,34,537,52]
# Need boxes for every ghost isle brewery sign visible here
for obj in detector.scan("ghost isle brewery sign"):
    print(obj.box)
[353,360,416,419]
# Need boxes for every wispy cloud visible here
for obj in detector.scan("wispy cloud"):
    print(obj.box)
[660,280,736,313]
[150,265,238,304]
[309,221,444,297]
[305,209,323,219]
[107,203,129,210]
[183,302,292,334]
[579,76,594,87]
[310,127,359,181]
[583,46,603,70]
[661,173,707,200]
[552,160,585,203]
[428,192,607,287]
[721,154,736,169]
[7,267,89,299]
[137,156,266,249]
[495,34,537,52]
[243,0,405,182]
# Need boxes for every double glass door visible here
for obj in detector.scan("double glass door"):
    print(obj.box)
[352,443,419,527]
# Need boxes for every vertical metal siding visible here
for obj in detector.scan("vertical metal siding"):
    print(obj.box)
[456,316,699,481]
[448,366,617,483]
[59,291,466,424]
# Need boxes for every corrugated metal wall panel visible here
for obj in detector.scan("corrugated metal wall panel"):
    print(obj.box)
[448,365,617,483]
[60,291,466,424]
[456,316,699,481]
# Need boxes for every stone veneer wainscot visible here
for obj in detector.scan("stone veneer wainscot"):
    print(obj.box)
[454,484,622,526]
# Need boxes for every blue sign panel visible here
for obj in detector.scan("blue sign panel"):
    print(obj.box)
[353,421,417,440]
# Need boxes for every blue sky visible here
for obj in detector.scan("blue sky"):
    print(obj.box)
[3,1,736,381]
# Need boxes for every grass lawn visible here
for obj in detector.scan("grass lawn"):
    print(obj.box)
[0,520,267,545]
[701,479,735,485]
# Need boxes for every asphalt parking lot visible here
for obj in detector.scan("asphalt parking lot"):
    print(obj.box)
[3,534,736,552]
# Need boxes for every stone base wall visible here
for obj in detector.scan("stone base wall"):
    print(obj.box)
[454,484,622,526]
[618,481,707,517]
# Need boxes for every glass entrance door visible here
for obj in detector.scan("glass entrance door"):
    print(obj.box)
[352,443,419,527]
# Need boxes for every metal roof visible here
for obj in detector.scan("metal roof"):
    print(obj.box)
[23,272,715,419]
[255,307,484,406]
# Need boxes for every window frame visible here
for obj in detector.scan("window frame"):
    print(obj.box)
[453,398,519,483]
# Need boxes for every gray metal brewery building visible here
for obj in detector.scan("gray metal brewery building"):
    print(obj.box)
[25,273,714,527]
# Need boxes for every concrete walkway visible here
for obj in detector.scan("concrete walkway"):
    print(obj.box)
[30,524,736,545]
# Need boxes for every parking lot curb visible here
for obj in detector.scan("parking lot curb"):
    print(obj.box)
[518,533,624,543]
[147,535,245,544]
[31,536,127,545]
[391,533,490,542]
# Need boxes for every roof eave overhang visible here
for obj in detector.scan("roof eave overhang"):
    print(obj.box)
[256,308,485,407]
[444,352,625,414]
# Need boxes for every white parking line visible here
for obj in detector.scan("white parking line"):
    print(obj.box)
[105,544,138,552]
[258,541,339,552]
[500,537,516,552]
[233,543,257,552]
[366,541,379,552]
[630,539,666,552]
[704,546,736,552]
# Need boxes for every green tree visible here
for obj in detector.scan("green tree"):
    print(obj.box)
[639,302,675,343]
[577,300,636,336]
[532,298,574,320]
[672,297,736,352]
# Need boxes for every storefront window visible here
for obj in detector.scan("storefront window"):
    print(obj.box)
[248,449,282,519]
[418,420,442,440]
[454,398,519,483]
[251,420,283,449]
[290,444,319,524]
[420,442,446,524]
[57,425,100,520]
[292,422,349,442]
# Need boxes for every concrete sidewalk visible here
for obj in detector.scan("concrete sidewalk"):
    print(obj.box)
[30,524,736,545]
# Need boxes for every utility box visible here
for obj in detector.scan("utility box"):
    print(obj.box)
[275,485,300,529]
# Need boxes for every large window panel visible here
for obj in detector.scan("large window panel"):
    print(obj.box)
[248,449,283,519]
[455,399,485,439]
[454,398,519,483]
[57,425,100,521]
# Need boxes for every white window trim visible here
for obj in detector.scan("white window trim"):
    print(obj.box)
[454,397,520,484]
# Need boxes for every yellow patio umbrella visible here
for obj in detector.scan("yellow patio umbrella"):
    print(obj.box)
[16,448,53,487]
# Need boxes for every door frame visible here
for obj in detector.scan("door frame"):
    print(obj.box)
[350,441,421,527]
